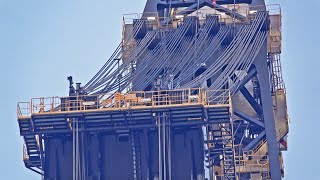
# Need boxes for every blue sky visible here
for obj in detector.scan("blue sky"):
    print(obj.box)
[0,0,319,179]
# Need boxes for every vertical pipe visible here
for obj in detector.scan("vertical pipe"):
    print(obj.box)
[76,119,78,180]
[72,118,75,180]
[158,115,162,180]
[233,0,236,26]
[163,113,166,180]
[81,129,85,180]
[76,119,80,180]
[78,122,81,180]
[118,59,121,92]
[168,121,172,180]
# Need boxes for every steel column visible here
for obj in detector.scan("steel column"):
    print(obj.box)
[253,41,282,180]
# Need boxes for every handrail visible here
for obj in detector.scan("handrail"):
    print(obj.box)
[17,104,22,116]
[235,153,269,167]
[252,139,267,155]
[17,88,232,117]
[17,102,31,118]
[123,4,281,27]
[23,144,29,161]
[252,124,289,155]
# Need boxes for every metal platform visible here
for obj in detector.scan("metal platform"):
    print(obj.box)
[18,88,232,175]
[16,1,289,179]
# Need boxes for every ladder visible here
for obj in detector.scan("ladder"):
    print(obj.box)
[220,123,236,180]
[205,123,236,180]
[131,130,142,180]
[271,53,285,90]
[204,106,236,179]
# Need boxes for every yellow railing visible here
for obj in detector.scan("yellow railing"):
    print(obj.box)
[235,153,269,169]
[205,90,231,106]
[214,154,269,179]
[23,144,29,161]
[17,88,231,118]
[252,123,289,155]
[17,102,31,118]
[252,139,267,155]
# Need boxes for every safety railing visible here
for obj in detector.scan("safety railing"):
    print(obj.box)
[205,90,231,106]
[126,88,202,107]
[17,88,231,117]
[141,7,252,27]
[250,136,268,155]
[235,154,270,177]
[235,153,269,167]
[216,154,269,178]
[123,13,141,24]
[29,93,114,114]
[17,102,31,118]
[124,4,281,29]
[23,144,29,161]
[265,4,281,16]
[30,96,61,114]
[252,121,289,155]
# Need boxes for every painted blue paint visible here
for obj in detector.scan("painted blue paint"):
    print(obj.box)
[1,0,320,179]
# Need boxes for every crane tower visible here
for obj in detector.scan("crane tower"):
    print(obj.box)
[17,0,288,179]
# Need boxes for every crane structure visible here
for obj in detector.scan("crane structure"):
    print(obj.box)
[17,0,288,179]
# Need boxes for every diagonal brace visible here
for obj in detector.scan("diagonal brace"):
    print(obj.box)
[234,108,264,128]
[243,131,266,151]
[159,0,248,25]
[235,68,257,92]
[240,86,263,115]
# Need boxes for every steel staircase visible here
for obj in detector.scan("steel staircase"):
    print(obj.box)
[131,130,142,180]
[220,123,236,180]
[19,119,42,171]
[23,135,42,169]
[206,107,230,122]
[205,106,236,180]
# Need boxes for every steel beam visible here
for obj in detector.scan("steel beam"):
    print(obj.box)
[205,3,246,21]
[235,68,257,92]
[159,0,247,26]
[243,131,265,151]
[253,41,282,180]
[157,0,252,10]
[234,108,264,128]
[234,132,252,144]
[26,166,43,175]
[24,119,230,136]
[160,3,203,26]
[240,86,263,115]
[143,0,158,17]
[157,1,195,10]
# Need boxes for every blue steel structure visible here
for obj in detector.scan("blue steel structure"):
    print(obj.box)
[17,0,288,179]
